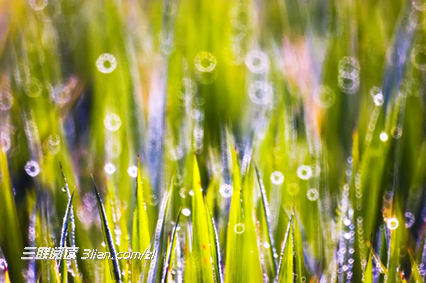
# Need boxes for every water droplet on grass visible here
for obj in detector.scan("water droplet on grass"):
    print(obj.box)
[270,171,284,185]
[248,81,273,105]
[25,160,40,177]
[194,52,217,73]
[297,165,312,180]
[370,87,384,106]
[391,127,402,139]
[411,45,426,71]
[387,218,399,230]
[127,166,137,178]
[338,74,360,94]
[148,194,158,206]
[104,162,116,175]
[405,212,415,228]
[104,113,122,131]
[287,183,299,196]
[96,54,117,73]
[245,50,270,74]
[380,132,388,141]
[24,79,42,98]
[307,189,319,201]
[234,223,245,234]
[339,56,360,77]
[219,184,233,198]
[314,85,335,108]
[182,208,191,216]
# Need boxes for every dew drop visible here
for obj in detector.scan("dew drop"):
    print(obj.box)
[370,87,384,106]
[182,208,191,216]
[338,56,360,77]
[411,45,426,71]
[270,171,284,185]
[297,165,313,180]
[25,160,40,177]
[104,162,116,175]
[219,184,233,198]
[343,218,351,226]
[314,85,335,108]
[127,166,137,178]
[286,183,300,196]
[248,81,273,105]
[338,74,360,95]
[194,52,217,73]
[391,127,402,139]
[307,189,319,201]
[96,54,117,73]
[405,212,415,228]
[386,218,399,230]
[234,223,245,234]
[148,194,158,206]
[380,132,388,142]
[245,50,270,74]
[24,79,42,98]
[104,113,122,131]
[179,188,186,198]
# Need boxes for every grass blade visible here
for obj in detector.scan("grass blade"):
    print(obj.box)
[275,216,293,283]
[58,190,74,274]
[131,157,151,282]
[161,208,182,283]
[91,175,122,283]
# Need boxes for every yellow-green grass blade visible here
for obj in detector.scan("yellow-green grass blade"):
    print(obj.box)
[161,208,182,283]
[58,191,74,275]
[0,149,23,282]
[92,175,122,283]
[224,150,263,283]
[191,155,216,282]
[275,216,294,283]
[132,157,151,282]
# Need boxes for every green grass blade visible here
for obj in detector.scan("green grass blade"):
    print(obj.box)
[275,216,293,283]
[206,199,224,283]
[132,157,151,282]
[0,149,23,282]
[161,208,182,283]
[58,191,74,273]
[91,175,122,283]
[147,189,171,283]
[191,155,216,283]
[362,250,373,283]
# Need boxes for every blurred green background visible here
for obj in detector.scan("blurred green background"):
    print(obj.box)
[1,0,426,282]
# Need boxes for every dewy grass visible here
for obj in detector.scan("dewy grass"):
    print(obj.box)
[0,0,426,282]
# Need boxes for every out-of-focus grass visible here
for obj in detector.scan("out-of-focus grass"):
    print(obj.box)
[0,0,426,282]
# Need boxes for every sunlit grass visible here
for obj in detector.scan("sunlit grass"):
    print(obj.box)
[0,0,426,282]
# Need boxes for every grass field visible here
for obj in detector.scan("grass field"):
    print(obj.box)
[1,0,426,282]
